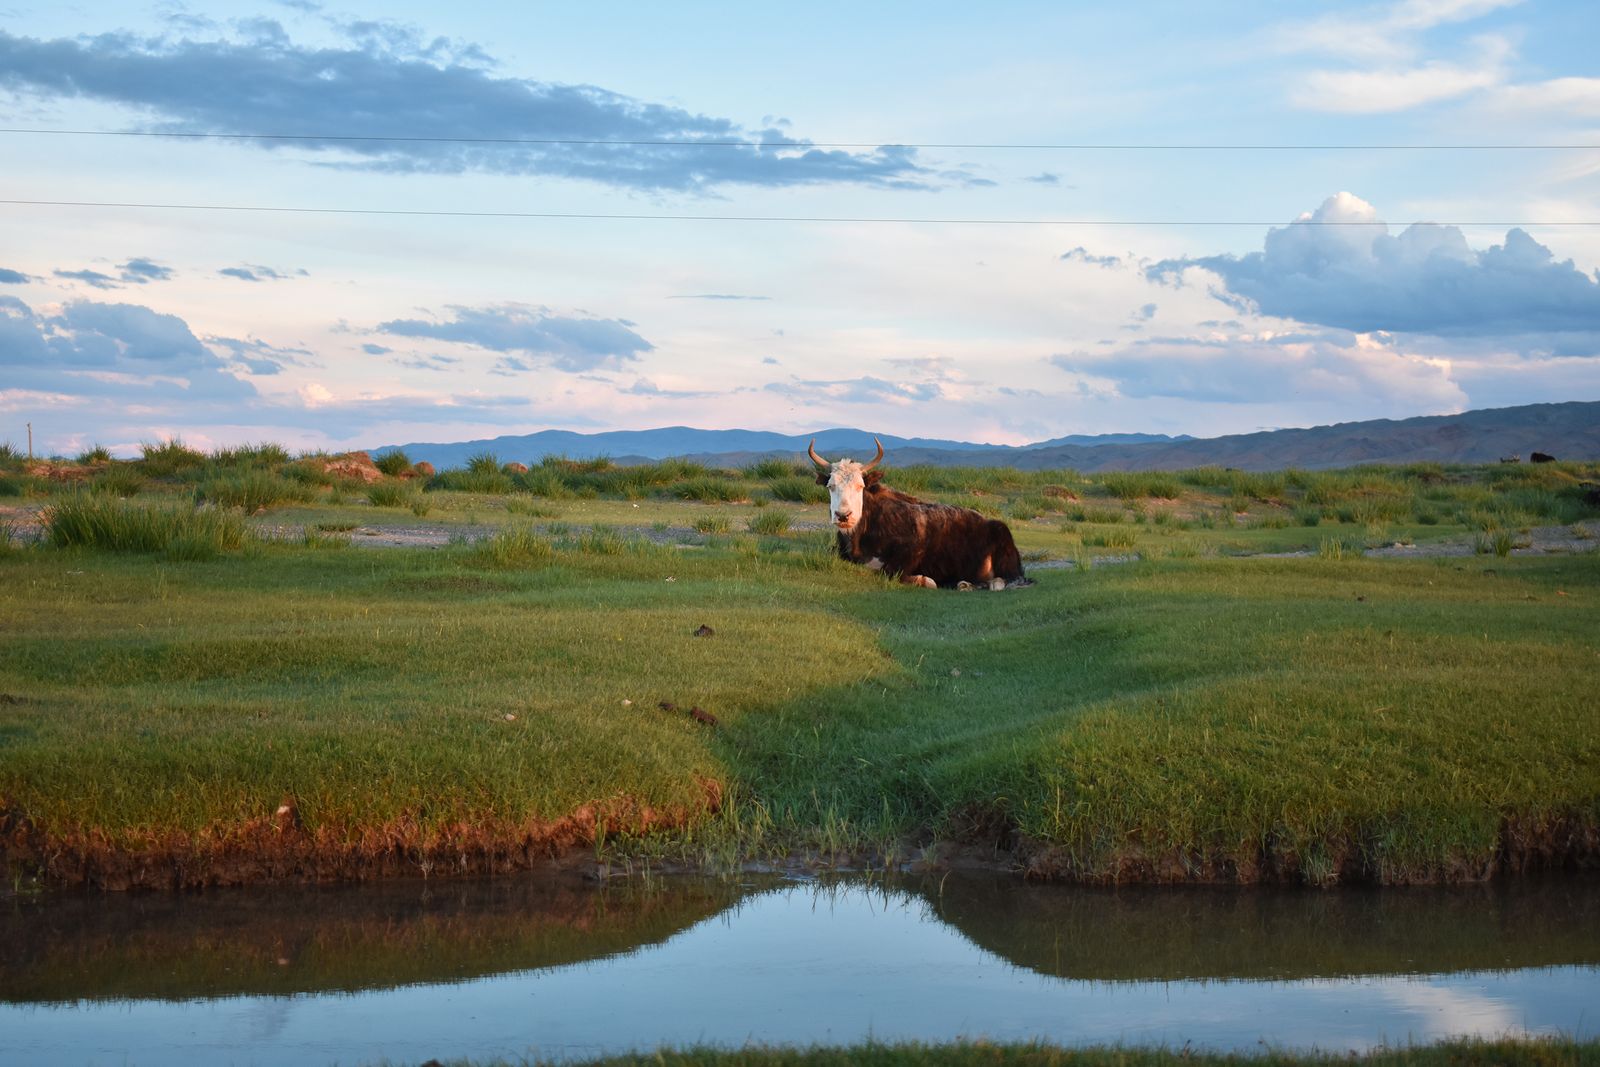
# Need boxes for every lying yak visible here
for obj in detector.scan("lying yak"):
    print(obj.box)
[809,438,1025,590]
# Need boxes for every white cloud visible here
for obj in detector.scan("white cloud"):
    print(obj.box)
[1293,34,1511,112]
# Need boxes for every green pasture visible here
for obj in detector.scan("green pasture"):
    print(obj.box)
[1,442,1598,882]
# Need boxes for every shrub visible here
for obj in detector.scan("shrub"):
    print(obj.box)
[410,496,432,518]
[1317,536,1364,560]
[139,438,206,477]
[693,515,733,534]
[747,510,791,535]
[1292,506,1322,527]
[374,450,413,477]
[44,495,248,556]
[1081,507,1126,525]
[199,472,312,512]
[76,444,112,463]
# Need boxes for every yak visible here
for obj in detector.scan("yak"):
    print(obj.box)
[809,438,1025,590]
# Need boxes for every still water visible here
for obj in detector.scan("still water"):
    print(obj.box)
[3,874,1597,1066]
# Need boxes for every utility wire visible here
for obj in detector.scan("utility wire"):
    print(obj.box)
[0,128,1596,150]
[3,199,1595,227]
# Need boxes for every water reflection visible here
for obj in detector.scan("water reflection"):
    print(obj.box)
[2,874,1597,1066]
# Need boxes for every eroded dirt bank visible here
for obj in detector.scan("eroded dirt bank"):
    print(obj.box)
[7,791,1597,892]
[1,782,721,892]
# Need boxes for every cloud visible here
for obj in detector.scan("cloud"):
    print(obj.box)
[1061,247,1124,270]
[1293,35,1511,112]
[0,295,256,401]
[361,343,392,355]
[0,26,953,193]
[1050,328,1465,409]
[220,264,307,282]
[51,258,176,289]
[54,268,122,290]
[1147,192,1600,350]
[765,375,945,406]
[0,267,31,284]
[118,257,174,283]
[1271,0,1523,63]
[377,304,653,372]
[668,293,772,301]
[206,335,315,375]
[1025,172,1061,185]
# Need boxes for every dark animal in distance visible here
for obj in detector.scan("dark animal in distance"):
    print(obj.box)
[809,438,1025,590]
[1531,451,1556,463]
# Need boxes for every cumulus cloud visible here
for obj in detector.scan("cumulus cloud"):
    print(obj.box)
[220,264,307,282]
[1050,328,1465,410]
[0,25,955,193]
[1147,192,1600,350]
[0,267,32,284]
[376,303,653,372]
[0,295,256,401]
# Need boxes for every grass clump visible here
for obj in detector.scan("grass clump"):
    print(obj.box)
[768,476,828,504]
[677,477,745,503]
[43,495,247,557]
[468,525,555,569]
[748,457,804,479]
[374,450,413,477]
[1100,471,1183,500]
[199,471,313,512]
[138,438,206,477]
[89,465,147,498]
[693,515,733,535]
[367,483,416,509]
[747,510,791,535]
[76,444,112,463]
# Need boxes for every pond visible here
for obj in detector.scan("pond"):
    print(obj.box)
[3,873,1597,1066]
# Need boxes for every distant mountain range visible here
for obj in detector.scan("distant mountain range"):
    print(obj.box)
[375,401,1599,472]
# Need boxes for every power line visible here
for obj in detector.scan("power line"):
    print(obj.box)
[2,198,1595,227]
[0,127,1596,151]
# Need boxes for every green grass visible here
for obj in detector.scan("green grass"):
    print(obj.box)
[40,495,249,558]
[400,1039,1600,1067]
[367,483,416,509]
[199,471,314,512]
[2,460,1598,886]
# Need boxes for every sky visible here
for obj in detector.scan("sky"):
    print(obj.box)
[2,0,1598,457]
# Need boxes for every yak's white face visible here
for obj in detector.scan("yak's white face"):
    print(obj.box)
[827,460,867,531]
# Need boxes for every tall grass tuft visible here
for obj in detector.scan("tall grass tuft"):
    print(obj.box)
[747,510,791,535]
[676,477,745,503]
[199,471,313,512]
[468,525,555,569]
[44,495,248,557]
[210,442,291,468]
[374,450,413,477]
[767,476,827,504]
[139,438,206,477]
[76,444,112,463]
[367,483,415,508]
[434,468,515,494]
[748,457,803,479]
[466,451,502,475]
[1100,471,1183,500]
[90,465,147,497]
[1317,536,1364,560]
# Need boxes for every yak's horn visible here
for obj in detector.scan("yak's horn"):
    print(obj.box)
[862,437,884,472]
[807,439,831,469]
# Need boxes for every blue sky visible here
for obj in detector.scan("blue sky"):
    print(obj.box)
[2,0,1597,455]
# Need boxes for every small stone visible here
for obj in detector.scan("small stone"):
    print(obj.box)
[621,699,633,707]
[950,668,961,678]
[504,713,517,722]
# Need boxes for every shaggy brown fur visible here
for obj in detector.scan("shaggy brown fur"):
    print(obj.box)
[821,469,1025,588]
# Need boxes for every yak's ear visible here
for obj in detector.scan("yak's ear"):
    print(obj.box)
[864,470,885,490]
[814,470,830,486]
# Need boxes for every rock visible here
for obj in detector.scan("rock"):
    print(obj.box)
[321,452,383,483]
[505,462,529,474]
[414,461,436,477]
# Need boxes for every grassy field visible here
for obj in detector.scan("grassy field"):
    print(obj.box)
[1,442,1598,887]
[395,1039,1600,1067]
